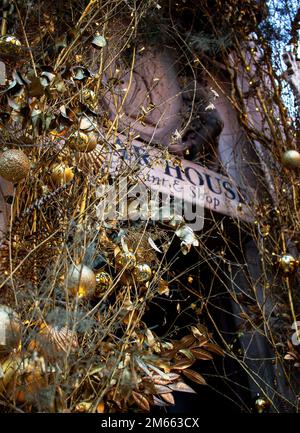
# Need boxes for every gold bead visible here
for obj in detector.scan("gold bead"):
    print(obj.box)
[277,254,299,275]
[67,264,96,298]
[133,263,152,283]
[68,131,97,152]
[50,162,74,185]
[0,149,30,182]
[282,150,300,169]
[115,251,136,270]
[0,305,21,359]
[95,271,112,297]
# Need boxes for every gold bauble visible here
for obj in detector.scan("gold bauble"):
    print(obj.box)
[0,305,21,359]
[277,254,299,275]
[95,271,112,297]
[67,264,96,298]
[50,162,74,185]
[282,150,300,169]
[115,251,137,270]
[133,263,152,283]
[255,397,270,413]
[0,149,30,182]
[0,35,21,55]
[68,131,98,152]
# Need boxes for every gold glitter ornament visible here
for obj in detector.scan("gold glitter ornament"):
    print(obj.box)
[0,149,30,182]
[255,397,270,413]
[67,264,96,298]
[0,305,22,359]
[282,150,300,169]
[95,271,112,297]
[0,35,21,56]
[50,162,74,185]
[133,263,152,283]
[277,254,299,275]
[68,131,97,152]
[115,251,137,270]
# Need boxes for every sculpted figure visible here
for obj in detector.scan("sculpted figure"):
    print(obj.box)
[102,44,224,167]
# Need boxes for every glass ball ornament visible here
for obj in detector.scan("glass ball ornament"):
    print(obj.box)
[0,305,21,359]
[50,162,74,185]
[282,150,300,169]
[115,251,136,270]
[67,264,96,298]
[277,254,299,275]
[68,131,98,152]
[133,263,152,283]
[0,149,30,182]
[95,271,112,297]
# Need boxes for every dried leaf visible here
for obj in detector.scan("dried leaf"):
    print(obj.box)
[203,343,225,357]
[161,392,175,405]
[178,349,195,361]
[172,359,195,370]
[154,384,172,394]
[190,348,213,361]
[191,325,208,340]
[158,279,169,296]
[153,396,169,407]
[175,334,197,349]
[168,381,196,393]
[132,391,150,411]
[182,369,207,385]
[148,237,162,253]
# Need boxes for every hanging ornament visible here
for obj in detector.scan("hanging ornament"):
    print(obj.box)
[0,149,30,182]
[0,35,21,56]
[115,251,137,270]
[95,271,112,297]
[0,305,21,359]
[50,162,74,185]
[133,263,152,283]
[68,131,98,152]
[282,150,300,169]
[277,254,299,275]
[67,264,96,298]
[254,396,270,413]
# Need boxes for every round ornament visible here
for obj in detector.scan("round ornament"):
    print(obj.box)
[0,149,30,182]
[133,263,152,283]
[277,254,299,275]
[67,264,96,298]
[68,131,97,152]
[282,150,300,169]
[95,271,112,297]
[115,251,136,270]
[0,35,21,56]
[50,162,74,185]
